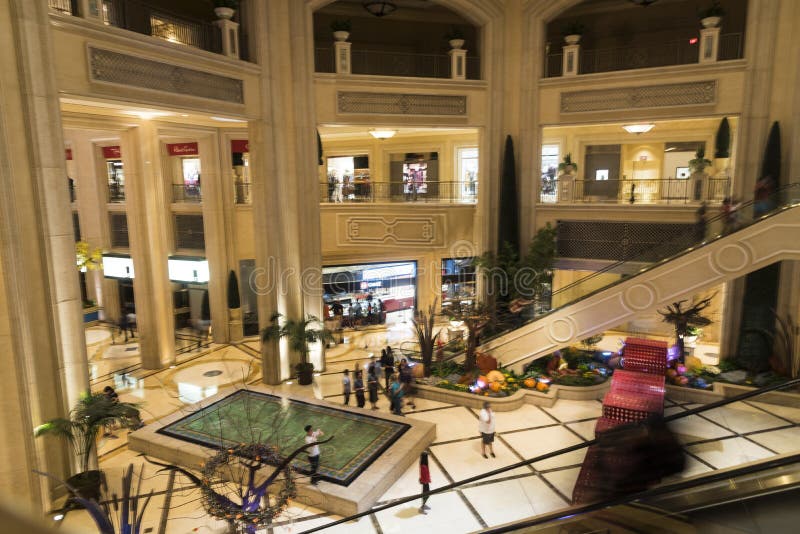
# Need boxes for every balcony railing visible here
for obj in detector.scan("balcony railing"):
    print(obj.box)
[172,184,202,203]
[544,33,743,77]
[48,0,75,15]
[108,183,126,203]
[315,47,480,79]
[234,182,251,204]
[538,177,730,205]
[320,181,478,204]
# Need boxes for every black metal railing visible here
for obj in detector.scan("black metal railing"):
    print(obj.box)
[108,183,126,203]
[172,184,202,203]
[315,47,480,79]
[234,182,251,205]
[102,0,223,56]
[538,177,730,205]
[320,180,478,204]
[544,33,743,77]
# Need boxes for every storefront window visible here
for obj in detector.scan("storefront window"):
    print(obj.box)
[457,147,478,201]
[540,144,559,203]
[326,155,370,202]
[441,257,476,311]
[323,261,416,328]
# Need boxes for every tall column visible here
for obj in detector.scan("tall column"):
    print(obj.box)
[250,0,324,383]
[0,0,89,510]
[121,124,175,369]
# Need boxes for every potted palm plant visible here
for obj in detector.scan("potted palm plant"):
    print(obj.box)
[211,0,239,20]
[558,153,578,174]
[562,22,586,45]
[34,391,141,504]
[331,19,351,42]
[700,1,724,28]
[689,147,712,174]
[445,26,466,49]
[261,313,333,385]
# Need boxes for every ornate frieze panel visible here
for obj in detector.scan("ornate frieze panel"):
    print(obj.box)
[337,91,467,115]
[561,81,716,113]
[337,214,445,247]
[89,47,244,103]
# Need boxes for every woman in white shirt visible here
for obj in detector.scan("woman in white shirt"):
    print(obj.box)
[478,401,496,459]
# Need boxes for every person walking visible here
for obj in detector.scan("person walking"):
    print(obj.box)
[418,451,432,514]
[399,359,416,410]
[354,370,366,408]
[695,201,707,242]
[367,367,379,410]
[389,374,404,416]
[342,369,351,406]
[479,401,496,459]
[304,425,324,485]
[382,348,395,391]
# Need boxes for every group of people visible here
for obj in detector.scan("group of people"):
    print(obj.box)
[341,346,416,415]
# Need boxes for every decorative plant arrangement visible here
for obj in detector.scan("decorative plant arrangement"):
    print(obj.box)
[688,147,712,174]
[76,241,103,272]
[558,153,578,174]
[261,313,333,385]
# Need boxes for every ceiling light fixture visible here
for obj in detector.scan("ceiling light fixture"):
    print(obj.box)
[369,129,397,139]
[362,0,397,17]
[210,116,247,123]
[623,123,655,134]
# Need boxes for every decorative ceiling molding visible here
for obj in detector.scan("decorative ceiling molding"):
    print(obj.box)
[561,81,716,113]
[337,214,445,247]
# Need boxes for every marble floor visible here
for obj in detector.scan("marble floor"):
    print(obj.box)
[56,335,799,534]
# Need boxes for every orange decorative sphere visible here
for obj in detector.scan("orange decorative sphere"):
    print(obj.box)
[536,381,548,392]
[524,378,536,388]
[489,381,502,392]
[486,370,505,383]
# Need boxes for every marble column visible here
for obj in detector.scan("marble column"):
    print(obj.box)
[121,124,175,369]
[250,0,324,383]
[0,0,90,510]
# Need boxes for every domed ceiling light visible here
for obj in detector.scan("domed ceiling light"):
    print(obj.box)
[363,1,397,17]
[622,123,655,134]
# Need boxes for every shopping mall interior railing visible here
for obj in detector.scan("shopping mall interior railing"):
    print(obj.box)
[319,180,478,204]
[538,177,730,205]
[544,33,742,77]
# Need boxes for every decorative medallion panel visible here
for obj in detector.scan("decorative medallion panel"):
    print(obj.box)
[89,47,244,104]
[337,92,466,115]
[338,214,445,248]
[561,81,716,113]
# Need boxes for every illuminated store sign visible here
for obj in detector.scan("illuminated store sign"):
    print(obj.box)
[362,263,415,280]
[102,254,134,279]
[167,142,199,156]
[168,257,209,283]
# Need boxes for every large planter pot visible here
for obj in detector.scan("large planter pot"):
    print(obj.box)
[214,7,235,20]
[296,364,314,385]
[564,34,581,45]
[448,38,465,49]
[701,16,721,28]
[333,30,350,42]
[66,470,103,508]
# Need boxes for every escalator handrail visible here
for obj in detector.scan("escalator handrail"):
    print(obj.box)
[299,377,800,533]
[479,451,800,534]
[481,183,800,354]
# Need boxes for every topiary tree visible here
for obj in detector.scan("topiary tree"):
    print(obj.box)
[261,313,333,384]
[227,270,241,309]
[714,117,730,158]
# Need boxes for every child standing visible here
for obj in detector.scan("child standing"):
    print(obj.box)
[419,451,431,514]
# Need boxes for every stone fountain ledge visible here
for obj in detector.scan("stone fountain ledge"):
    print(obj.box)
[414,380,611,411]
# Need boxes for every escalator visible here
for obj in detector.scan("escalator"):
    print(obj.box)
[479,184,800,372]
[301,378,800,534]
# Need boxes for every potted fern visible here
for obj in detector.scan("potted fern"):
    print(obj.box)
[261,313,333,385]
[689,147,712,174]
[558,153,578,174]
[34,391,142,504]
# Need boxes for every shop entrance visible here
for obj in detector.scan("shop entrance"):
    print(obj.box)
[323,261,417,329]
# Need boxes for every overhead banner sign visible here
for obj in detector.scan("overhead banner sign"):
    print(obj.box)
[102,146,121,159]
[168,256,209,283]
[167,142,199,156]
[102,254,134,279]
[231,139,249,152]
